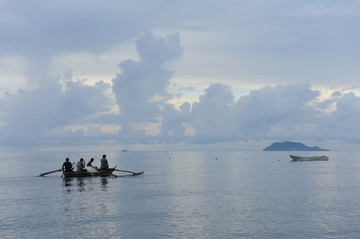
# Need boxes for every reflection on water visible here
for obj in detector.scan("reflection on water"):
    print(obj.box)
[63,178,73,187]
[62,177,109,193]
[59,175,121,237]
[101,178,109,192]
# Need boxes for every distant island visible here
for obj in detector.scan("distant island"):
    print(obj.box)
[263,141,330,151]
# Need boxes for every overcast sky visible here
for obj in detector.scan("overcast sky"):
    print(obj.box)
[1,0,360,151]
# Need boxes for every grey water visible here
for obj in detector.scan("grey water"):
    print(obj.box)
[1,150,360,239]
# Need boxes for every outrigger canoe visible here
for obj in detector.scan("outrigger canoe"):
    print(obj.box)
[39,167,143,177]
[62,167,116,178]
[290,155,329,161]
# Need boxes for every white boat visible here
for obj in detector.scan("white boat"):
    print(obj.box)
[290,155,329,161]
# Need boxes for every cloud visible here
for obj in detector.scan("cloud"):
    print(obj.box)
[1,30,360,150]
[160,81,360,146]
[0,0,188,85]
[178,83,321,143]
[284,2,360,18]
[112,32,183,124]
[319,92,360,141]
[181,25,210,32]
[159,102,192,142]
[2,0,360,94]
[0,77,112,146]
[0,1,180,56]
[234,84,319,124]
[189,83,236,143]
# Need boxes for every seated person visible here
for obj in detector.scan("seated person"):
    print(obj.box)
[87,158,95,167]
[62,158,73,172]
[86,158,98,170]
[76,158,87,172]
[100,154,109,170]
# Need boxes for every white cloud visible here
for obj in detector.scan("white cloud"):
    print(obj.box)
[112,32,183,125]
[0,77,112,146]
[188,83,236,143]
[319,92,360,141]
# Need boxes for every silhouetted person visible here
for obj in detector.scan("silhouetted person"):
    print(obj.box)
[100,154,109,170]
[86,157,98,170]
[76,158,87,172]
[62,158,73,172]
[87,158,94,167]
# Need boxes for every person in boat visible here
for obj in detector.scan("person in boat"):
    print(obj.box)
[87,158,98,170]
[62,158,73,172]
[76,158,87,172]
[87,158,94,167]
[100,154,109,170]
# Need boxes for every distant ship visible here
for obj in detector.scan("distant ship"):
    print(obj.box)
[290,155,329,161]
[121,149,128,152]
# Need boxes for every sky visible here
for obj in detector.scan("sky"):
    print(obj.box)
[1,0,360,151]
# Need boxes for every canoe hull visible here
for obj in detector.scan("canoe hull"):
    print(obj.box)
[290,155,329,161]
[63,168,115,178]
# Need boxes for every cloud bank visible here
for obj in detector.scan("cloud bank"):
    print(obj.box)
[1,32,360,150]
[2,1,360,91]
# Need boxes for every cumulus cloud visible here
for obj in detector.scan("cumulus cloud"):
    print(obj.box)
[189,83,236,143]
[178,83,322,143]
[154,81,360,147]
[1,30,360,149]
[319,92,360,141]
[112,32,183,124]
[0,77,112,146]
[232,84,320,136]
[158,102,192,143]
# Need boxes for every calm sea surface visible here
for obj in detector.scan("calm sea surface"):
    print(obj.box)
[1,150,360,239]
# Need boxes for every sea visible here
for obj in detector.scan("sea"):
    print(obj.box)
[1,150,360,239]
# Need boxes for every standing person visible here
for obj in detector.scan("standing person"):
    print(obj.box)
[76,158,87,172]
[100,154,109,170]
[62,158,73,172]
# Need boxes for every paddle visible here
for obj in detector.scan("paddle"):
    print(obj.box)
[38,169,62,177]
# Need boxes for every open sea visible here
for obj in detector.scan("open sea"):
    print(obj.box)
[1,150,360,239]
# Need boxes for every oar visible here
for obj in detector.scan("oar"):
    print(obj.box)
[114,169,136,174]
[114,169,144,176]
[111,172,144,177]
[114,169,143,174]
[38,169,62,177]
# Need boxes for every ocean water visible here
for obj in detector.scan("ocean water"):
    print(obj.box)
[1,150,360,239]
